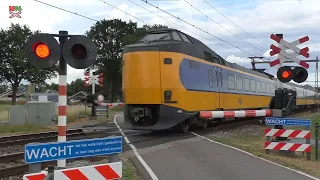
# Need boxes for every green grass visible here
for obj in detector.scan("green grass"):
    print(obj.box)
[122,158,144,180]
[0,122,51,135]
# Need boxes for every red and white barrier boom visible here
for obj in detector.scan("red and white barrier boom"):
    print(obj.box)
[269,34,310,69]
[199,109,272,119]
[98,102,124,107]
[23,162,122,180]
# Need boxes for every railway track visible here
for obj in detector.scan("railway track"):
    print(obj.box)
[0,129,84,148]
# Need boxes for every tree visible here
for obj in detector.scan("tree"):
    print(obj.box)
[46,82,58,91]
[0,23,57,105]
[67,78,86,96]
[85,19,168,102]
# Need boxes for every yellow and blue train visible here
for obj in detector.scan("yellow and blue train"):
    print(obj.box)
[122,28,317,132]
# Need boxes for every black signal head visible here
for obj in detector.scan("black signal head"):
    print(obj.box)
[62,35,97,69]
[277,66,292,83]
[24,33,60,68]
[292,66,308,83]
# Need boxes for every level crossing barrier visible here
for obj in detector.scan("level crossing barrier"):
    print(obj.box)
[23,136,123,179]
[199,109,272,119]
[264,117,312,160]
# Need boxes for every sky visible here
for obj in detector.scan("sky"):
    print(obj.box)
[1,0,320,86]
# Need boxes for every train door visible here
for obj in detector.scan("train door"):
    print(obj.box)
[215,67,223,109]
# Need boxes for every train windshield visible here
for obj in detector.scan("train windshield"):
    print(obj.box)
[139,32,171,43]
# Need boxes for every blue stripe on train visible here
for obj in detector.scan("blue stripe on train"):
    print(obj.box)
[179,58,275,97]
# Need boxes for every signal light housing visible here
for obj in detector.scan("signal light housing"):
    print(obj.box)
[24,34,60,68]
[292,66,308,83]
[277,66,308,83]
[277,66,292,83]
[62,35,97,69]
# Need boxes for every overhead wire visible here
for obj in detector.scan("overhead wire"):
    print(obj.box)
[203,0,268,47]
[183,0,265,53]
[140,0,261,57]
[33,0,99,22]
[126,0,230,49]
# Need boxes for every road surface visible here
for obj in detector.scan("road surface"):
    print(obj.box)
[114,114,319,180]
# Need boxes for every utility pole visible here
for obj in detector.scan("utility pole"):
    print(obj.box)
[248,56,264,70]
[315,56,319,111]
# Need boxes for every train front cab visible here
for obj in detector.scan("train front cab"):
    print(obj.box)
[122,46,195,131]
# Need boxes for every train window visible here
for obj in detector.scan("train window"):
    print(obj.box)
[139,32,171,42]
[251,79,256,92]
[256,81,261,92]
[261,82,266,93]
[212,56,221,64]
[179,33,191,43]
[220,72,223,86]
[244,78,250,91]
[189,60,200,69]
[236,76,243,90]
[208,70,213,88]
[215,71,219,86]
[228,74,235,90]
[172,31,182,41]
[203,51,213,62]
[266,83,270,94]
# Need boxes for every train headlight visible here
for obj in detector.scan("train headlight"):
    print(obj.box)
[164,90,172,101]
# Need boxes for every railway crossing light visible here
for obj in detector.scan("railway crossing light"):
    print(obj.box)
[277,66,308,83]
[24,34,60,68]
[292,66,308,83]
[277,66,292,83]
[62,35,97,69]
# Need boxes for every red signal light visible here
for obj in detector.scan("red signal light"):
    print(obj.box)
[281,70,290,79]
[277,66,292,83]
[33,42,50,59]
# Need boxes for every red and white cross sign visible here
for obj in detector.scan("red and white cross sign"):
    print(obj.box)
[269,34,310,69]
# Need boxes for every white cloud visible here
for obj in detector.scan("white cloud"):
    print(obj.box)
[1,0,320,85]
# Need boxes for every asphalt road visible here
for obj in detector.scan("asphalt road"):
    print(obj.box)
[114,114,319,180]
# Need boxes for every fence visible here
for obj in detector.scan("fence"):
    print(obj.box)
[264,117,312,160]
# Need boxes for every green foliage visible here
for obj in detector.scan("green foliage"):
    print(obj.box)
[46,82,58,91]
[0,84,9,94]
[0,23,57,104]
[67,78,87,96]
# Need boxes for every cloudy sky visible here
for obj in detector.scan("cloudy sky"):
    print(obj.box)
[1,0,320,86]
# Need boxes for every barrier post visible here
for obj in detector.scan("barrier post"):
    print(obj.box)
[305,125,311,160]
[45,165,55,180]
[316,122,319,161]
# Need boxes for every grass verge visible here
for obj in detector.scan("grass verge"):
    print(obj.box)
[121,157,144,180]
[207,124,320,178]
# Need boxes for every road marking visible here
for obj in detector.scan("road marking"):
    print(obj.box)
[114,114,159,180]
[191,132,320,180]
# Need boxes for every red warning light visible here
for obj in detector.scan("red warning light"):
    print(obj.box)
[281,71,290,79]
[33,42,50,59]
